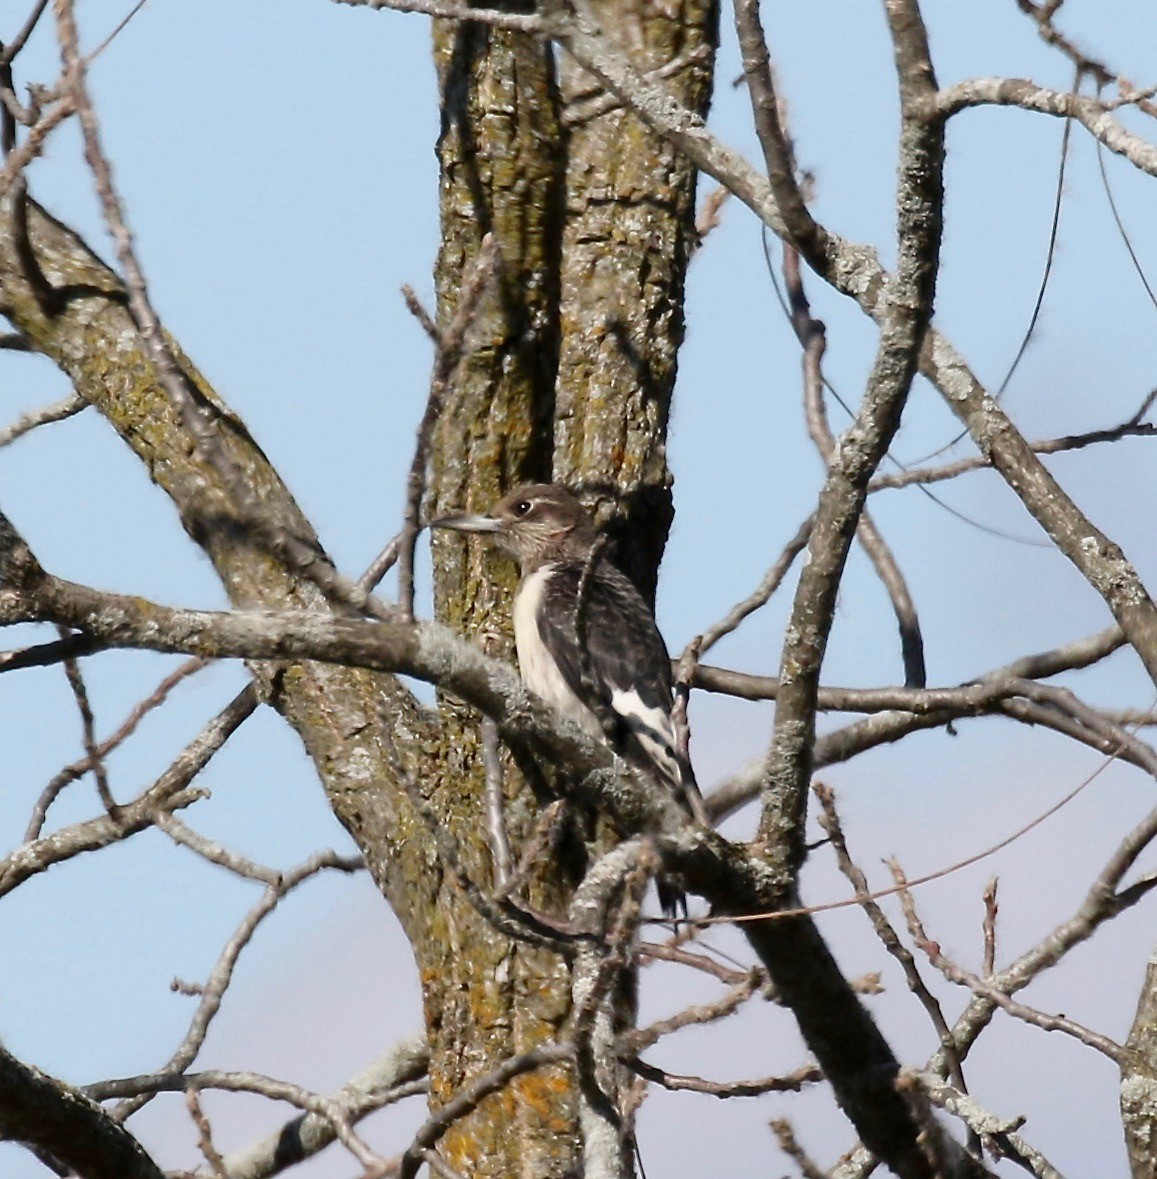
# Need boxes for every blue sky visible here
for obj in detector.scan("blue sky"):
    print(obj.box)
[2,1,1156,1174]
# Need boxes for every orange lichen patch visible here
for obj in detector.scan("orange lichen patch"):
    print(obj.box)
[512,1065,573,1122]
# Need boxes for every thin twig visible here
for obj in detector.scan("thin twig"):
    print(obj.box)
[784,242,926,688]
[695,515,812,655]
[626,1057,821,1098]
[185,1089,228,1179]
[1,0,52,66]
[891,859,1124,1063]
[982,878,998,978]
[105,849,363,1121]
[814,783,970,1098]
[396,234,499,617]
[0,391,87,448]
[396,1044,573,1179]
[57,628,116,815]
[26,656,206,840]
[332,0,543,31]
[622,970,762,1054]
[901,1071,1064,1178]
[192,1034,428,1179]
[770,1118,826,1179]
[53,0,397,623]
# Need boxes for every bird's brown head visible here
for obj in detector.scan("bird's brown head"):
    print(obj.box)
[432,483,597,571]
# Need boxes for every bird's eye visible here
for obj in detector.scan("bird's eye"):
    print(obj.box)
[513,500,532,516]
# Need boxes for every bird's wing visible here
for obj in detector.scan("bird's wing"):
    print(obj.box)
[537,562,683,787]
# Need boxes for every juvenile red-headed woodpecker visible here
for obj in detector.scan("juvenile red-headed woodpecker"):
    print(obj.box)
[433,483,701,915]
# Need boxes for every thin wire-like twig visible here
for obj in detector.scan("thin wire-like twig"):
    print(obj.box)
[911,72,1076,464]
[1095,137,1157,313]
[105,849,362,1122]
[26,656,206,840]
[57,628,116,815]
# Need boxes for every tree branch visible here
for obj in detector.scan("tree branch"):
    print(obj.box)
[0,1043,164,1179]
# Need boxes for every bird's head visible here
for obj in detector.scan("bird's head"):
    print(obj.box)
[432,483,597,569]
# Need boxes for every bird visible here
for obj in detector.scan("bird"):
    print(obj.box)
[432,483,702,916]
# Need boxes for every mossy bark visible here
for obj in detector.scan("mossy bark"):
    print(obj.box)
[555,0,717,600]
[427,21,576,1176]
[425,7,716,1171]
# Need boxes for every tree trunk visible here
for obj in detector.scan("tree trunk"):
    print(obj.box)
[422,5,716,1171]
[554,0,717,599]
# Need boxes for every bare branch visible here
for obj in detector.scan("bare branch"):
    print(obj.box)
[695,514,812,656]
[814,784,969,1098]
[935,796,1157,1076]
[1,0,52,67]
[770,1118,825,1179]
[570,840,654,1179]
[901,1072,1063,1179]
[27,656,207,839]
[96,849,363,1121]
[57,627,117,813]
[784,241,925,688]
[868,410,1157,495]
[890,859,1125,1064]
[532,0,1157,693]
[935,78,1157,178]
[185,1089,228,1179]
[623,970,762,1055]
[50,2,397,623]
[0,391,86,448]
[194,1034,428,1179]
[332,0,543,31]
[0,1042,164,1179]
[626,1056,821,1099]
[982,878,998,979]
[739,0,944,888]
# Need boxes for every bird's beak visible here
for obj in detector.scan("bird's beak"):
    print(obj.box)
[429,512,503,534]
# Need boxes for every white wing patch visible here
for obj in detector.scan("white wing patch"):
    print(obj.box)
[610,688,680,785]
[513,567,602,738]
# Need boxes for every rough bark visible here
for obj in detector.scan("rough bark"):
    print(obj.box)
[554,0,717,600]
[1122,948,1157,1178]
[0,1043,164,1179]
[423,4,716,1170]
[428,20,576,1176]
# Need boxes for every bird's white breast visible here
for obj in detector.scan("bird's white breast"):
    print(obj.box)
[513,566,602,738]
